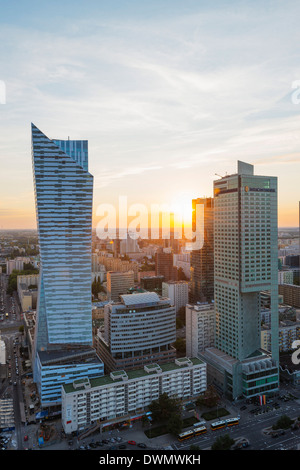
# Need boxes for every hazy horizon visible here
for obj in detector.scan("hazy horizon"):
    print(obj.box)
[1,1,300,229]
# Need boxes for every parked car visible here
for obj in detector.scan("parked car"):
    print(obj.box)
[137,443,147,448]
[128,440,136,445]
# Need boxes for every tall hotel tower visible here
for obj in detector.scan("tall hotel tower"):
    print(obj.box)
[31,124,103,407]
[201,161,279,400]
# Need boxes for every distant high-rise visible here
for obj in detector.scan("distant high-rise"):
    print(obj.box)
[140,275,164,295]
[164,212,179,253]
[190,197,214,303]
[201,161,279,400]
[31,124,103,406]
[107,271,135,302]
[186,303,215,357]
[162,280,189,313]
[155,251,178,281]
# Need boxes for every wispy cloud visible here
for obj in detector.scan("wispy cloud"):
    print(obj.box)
[1,1,300,226]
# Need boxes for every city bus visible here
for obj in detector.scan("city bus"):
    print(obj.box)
[178,430,194,441]
[193,420,206,427]
[210,420,226,431]
[193,426,207,436]
[178,426,207,441]
[225,417,239,427]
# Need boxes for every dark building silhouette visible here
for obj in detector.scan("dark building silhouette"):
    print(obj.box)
[190,197,214,303]
[155,251,178,282]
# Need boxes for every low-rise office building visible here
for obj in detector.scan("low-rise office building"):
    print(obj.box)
[107,271,135,302]
[35,348,104,408]
[278,284,300,308]
[162,280,189,313]
[200,347,279,399]
[140,275,164,295]
[261,321,300,353]
[95,292,176,372]
[186,303,215,357]
[17,274,39,311]
[278,270,294,285]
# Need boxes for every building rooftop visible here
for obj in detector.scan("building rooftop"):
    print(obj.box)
[38,347,103,366]
[120,292,160,307]
[186,302,215,312]
[63,357,204,394]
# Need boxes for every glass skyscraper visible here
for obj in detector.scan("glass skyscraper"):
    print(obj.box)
[190,197,214,303]
[31,124,103,407]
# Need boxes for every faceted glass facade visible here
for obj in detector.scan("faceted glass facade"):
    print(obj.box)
[32,124,94,351]
[190,197,214,303]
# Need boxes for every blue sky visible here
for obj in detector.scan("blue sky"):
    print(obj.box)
[0,0,300,228]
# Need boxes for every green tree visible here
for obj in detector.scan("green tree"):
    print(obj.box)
[196,385,220,409]
[7,268,39,295]
[177,267,187,281]
[141,414,150,427]
[211,434,234,450]
[177,306,186,326]
[92,277,104,297]
[148,393,182,423]
[273,415,293,430]
[23,262,35,271]
[166,413,183,436]
[173,338,186,354]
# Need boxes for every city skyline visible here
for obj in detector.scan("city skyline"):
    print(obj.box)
[1,1,300,456]
[1,1,300,229]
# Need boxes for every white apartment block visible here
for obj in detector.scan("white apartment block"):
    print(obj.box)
[162,281,189,313]
[261,321,300,353]
[61,357,207,434]
[186,303,215,357]
[6,257,31,275]
[278,270,294,285]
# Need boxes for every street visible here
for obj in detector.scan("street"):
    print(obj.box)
[173,393,300,451]
[0,273,25,450]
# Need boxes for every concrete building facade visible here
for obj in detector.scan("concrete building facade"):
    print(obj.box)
[186,303,215,357]
[95,292,176,372]
[106,271,135,302]
[61,357,206,434]
[200,161,279,400]
[162,280,189,313]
